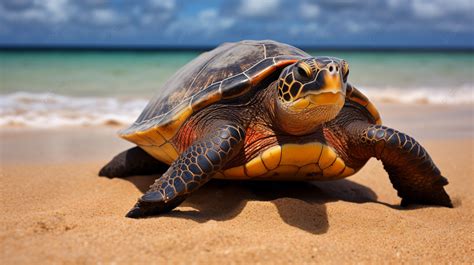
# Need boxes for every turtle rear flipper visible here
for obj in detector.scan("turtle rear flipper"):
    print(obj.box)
[362,125,453,208]
[99,147,169,178]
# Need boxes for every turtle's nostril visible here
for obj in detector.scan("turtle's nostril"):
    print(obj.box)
[328,64,339,74]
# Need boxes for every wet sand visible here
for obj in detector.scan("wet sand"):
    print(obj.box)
[1,103,473,264]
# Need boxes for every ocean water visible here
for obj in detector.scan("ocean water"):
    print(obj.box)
[1,50,473,127]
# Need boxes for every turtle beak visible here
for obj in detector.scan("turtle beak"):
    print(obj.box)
[311,61,345,96]
[295,61,345,109]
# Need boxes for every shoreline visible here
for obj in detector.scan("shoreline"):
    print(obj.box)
[1,100,473,134]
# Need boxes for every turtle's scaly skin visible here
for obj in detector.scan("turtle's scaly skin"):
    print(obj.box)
[346,84,381,125]
[362,125,451,206]
[100,40,452,218]
[126,124,245,218]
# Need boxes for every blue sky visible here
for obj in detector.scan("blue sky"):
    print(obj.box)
[0,0,473,47]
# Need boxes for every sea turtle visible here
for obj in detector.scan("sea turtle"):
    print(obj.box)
[100,40,452,218]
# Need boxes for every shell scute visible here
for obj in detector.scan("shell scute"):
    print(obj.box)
[221,73,251,98]
[190,83,222,112]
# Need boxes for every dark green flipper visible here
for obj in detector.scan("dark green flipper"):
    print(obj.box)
[99,146,169,178]
[126,123,245,218]
[361,125,452,208]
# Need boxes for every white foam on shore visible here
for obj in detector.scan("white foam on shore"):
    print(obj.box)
[0,92,147,128]
[361,84,473,104]
[0,88,472,128]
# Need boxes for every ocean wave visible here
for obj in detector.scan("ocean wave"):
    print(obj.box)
[0,87,472,128]
[360,84,473,104]
[0,92,147,128]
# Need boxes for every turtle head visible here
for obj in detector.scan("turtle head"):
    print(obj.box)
[274,57,349,135]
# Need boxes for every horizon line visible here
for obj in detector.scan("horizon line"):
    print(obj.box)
[0,44,473,53]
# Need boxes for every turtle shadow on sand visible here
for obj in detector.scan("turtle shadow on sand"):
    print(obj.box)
[122,176,379,235]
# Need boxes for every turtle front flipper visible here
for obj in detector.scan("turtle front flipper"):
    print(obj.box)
[99,147,169,178]
[360,124,452,208]
[126,123,245,218]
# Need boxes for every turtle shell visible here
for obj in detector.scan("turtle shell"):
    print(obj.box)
[120,40,309,163]
[119,40,381,164]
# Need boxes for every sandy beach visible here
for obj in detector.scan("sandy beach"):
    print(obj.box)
[1,103,473,264]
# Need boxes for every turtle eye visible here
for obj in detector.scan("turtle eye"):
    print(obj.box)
[296,63,312,79]
[342,61,349,83]
[343,69,349,83]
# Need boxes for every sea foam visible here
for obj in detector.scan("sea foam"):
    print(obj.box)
[0,87,472,128]
[0,92,147,128]
[360,84,473,104]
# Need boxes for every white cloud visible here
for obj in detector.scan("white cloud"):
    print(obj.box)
[0,0,472,45]
[346,22,363,33]
[387,0,402,9]
[198,9,217,20]
[289,22,329,38]
[411,0,443,18]
[91,9,121,25]
[42,0,70,22]
[300,3,320,18]
[345,20,380,33]
[196,8,235,33]
[238,0,280,16]
[165,8,235,38]
[412,0,473,19]
[436,21,473,33]
[83,0,107,6]
[0,0,73,23]
[131,2,175,26]
[149,0,175,10]
[203,9,235,29]
[140,14,154,25]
